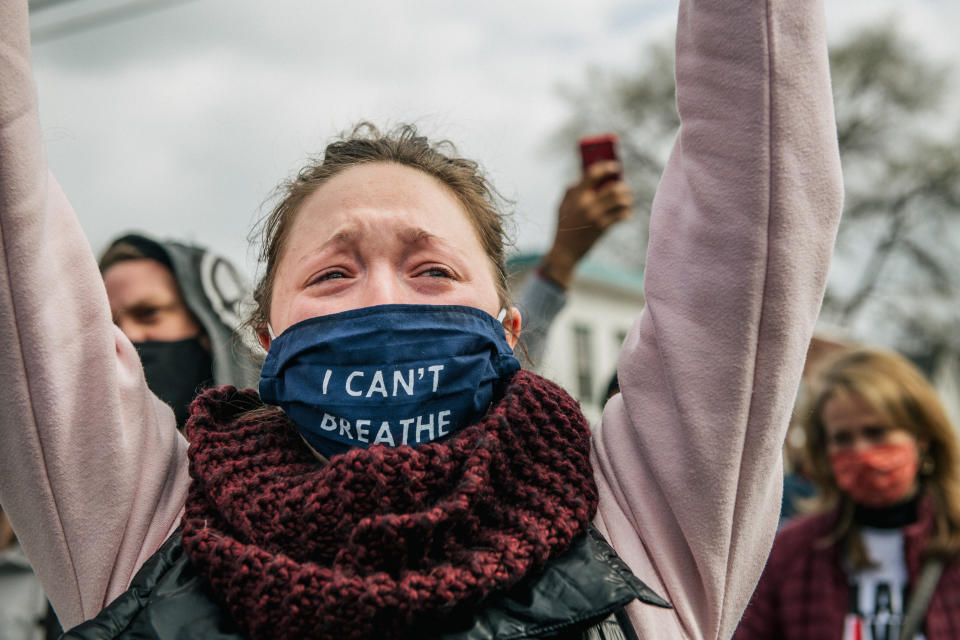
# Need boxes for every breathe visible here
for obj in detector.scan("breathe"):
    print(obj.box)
[317,410,453,446]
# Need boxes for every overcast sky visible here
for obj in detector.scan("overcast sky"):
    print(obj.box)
[28,0,960,280]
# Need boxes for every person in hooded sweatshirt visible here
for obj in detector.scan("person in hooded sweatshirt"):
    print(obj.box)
[98,234,260,429]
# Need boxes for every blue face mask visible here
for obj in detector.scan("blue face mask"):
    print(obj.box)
[259,304,521,460]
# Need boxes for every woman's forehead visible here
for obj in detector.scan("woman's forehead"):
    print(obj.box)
[287,163,481,251]
[304,162,463,214]
[822,391,884,425]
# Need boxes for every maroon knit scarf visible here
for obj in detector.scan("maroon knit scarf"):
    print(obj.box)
[181,369,598,640]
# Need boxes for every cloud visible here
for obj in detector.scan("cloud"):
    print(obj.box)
[31,0,673,273]
[29,0,960,280]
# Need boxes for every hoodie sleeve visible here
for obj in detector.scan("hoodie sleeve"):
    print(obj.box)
[590,0,843,638]
[0,0,190,627]
[513,272,568,369]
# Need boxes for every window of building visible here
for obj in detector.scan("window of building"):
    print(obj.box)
[573,324,594,403]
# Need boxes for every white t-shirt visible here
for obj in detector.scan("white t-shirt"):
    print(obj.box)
[841,527,925,640]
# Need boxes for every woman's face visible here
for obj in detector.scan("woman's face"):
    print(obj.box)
[822,392,921,456]
[264,162,518,347]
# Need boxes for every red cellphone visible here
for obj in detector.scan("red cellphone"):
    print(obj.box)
[578,133,621,188]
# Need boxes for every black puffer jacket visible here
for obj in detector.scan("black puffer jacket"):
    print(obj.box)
[63,527,669,639]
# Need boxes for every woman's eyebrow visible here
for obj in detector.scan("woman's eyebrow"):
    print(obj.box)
[291,229,359,266]
[294,226,463,268]
[328,225,453,251]
[399,228,472,263]
[398,227,440,246]
[319,225,437,248]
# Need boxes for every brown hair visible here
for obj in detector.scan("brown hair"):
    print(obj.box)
[247,122,513,335]
[802,347,960,567]
[98,240,149,273]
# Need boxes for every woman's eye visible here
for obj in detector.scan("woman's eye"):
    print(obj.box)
[830,432,852,447]
[311,270,348,284]
[418,266,455,279]
[864,426,888,442]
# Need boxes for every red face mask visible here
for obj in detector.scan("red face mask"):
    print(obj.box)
[829,442,920,508]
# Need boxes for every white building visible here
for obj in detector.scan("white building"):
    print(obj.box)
[509,254,645,423]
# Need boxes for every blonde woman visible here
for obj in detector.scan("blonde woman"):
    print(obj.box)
[736,348,960,639]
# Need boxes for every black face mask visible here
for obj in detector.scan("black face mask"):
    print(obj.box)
[134,337,213,430]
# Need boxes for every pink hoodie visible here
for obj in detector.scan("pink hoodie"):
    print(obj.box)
[0,0,842,637]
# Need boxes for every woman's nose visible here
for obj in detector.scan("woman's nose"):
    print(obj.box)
[357,267,406,308]
[850,436,875,454]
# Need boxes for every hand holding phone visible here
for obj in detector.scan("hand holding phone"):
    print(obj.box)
[538,133,633,289]
[579,133,621,188]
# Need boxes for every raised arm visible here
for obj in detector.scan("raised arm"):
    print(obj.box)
[590,0,842,637]
[0,0,189,627]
